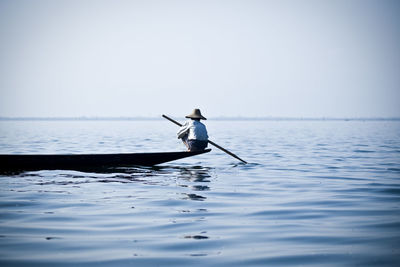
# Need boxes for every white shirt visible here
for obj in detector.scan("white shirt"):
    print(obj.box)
[177,120,208,141]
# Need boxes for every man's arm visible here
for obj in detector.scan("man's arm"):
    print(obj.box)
[177,121,189,139]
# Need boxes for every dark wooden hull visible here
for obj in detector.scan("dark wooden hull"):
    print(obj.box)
[0,149,211,172]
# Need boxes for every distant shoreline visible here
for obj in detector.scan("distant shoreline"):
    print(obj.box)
[0,117,399,121]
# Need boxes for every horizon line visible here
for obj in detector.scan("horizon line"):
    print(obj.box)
[0,116,399,121]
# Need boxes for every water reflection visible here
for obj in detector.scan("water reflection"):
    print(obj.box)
[177,166,212,183]
[191,185,210,191]
[183,193,206,201]
[176,166,212,201]
[184,234,209,240]
[6,165,215,188]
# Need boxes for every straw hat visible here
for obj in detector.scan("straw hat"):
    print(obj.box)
[185,109,207,120]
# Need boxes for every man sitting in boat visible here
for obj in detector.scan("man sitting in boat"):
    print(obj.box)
[177,109,209,151]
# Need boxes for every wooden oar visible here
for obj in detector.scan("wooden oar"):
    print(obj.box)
[162,114,247,164]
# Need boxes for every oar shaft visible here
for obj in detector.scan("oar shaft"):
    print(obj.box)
[162,114,183,127]
[207,140,247,164]
[162,114,247,164]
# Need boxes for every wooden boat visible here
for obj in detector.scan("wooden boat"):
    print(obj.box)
[0,149,211,172]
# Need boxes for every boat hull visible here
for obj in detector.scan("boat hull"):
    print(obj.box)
[0,149,211,172]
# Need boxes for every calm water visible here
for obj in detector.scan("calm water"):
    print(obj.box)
[0,120,399,266]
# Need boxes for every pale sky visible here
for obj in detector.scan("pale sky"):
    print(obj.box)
[0,0,399,118]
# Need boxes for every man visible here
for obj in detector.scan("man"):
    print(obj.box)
[177,109,208,151]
